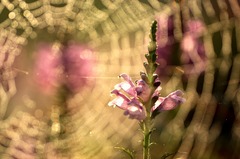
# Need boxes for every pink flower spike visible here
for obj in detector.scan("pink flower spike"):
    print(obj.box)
[153,90,185,111]
[109,73,185,120]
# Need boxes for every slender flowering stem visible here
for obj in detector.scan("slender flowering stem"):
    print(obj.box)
[142,20,158,159]
[142,112,151,159]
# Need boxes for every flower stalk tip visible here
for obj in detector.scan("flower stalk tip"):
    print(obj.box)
[147,20,158,61]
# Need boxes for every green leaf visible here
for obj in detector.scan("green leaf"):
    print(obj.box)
[114,147,135,159]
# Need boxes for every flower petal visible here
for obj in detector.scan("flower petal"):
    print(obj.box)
[153,74,161,87]
[114,81,136,96]
[119,74,135,87]
[124,105,145,120]
[152,86,162,98]
[126,98,146,120]
[153,90,185,111]
[108,96,129,110]
[110,89,131,102]
[135,80,151,102]
[128,98,143,108]
[108,89,146,120]
[152,97,164,111]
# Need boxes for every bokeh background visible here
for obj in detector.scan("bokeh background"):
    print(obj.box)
[0,0,239,159]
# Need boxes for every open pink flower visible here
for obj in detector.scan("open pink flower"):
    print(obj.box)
[152,90,186,111]
[108,74,185,120]
[108,89,145,120]
[108,74,146,120]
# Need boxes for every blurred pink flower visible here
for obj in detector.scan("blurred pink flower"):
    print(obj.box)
[155,16,206,77]
[186,20,205,38]
[108,74,185,120]
[34,43,96,94]
[181,20,206,75]
[155,15,175,76]
[34,44,62,94]
[62,44,96,93]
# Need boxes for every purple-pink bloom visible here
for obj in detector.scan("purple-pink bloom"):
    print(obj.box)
[186,20,205,38]
[108,74,185,120]
[135,79,152,102]
[62,44,96,93]
[108,88,145,120]
[181,20,206,75]
[152,90,186,111]
[33,44,62,94]
[155,16,206,77]
[155,14,175,76]
[34,43,96,94]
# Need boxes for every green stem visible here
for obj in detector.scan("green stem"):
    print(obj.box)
[143,112,151,159]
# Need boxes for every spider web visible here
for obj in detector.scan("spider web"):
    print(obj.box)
[0,0,240,158]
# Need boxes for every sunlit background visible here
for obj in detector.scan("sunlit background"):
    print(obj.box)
[0,0,239,159]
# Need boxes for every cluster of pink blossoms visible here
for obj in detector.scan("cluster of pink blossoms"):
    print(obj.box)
[108,73,185,120]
